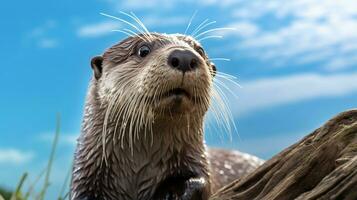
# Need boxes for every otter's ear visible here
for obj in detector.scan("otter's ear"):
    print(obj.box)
[91,56,103,80]
[210,62,217,77]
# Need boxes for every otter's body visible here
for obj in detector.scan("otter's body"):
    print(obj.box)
[71,32,262,200]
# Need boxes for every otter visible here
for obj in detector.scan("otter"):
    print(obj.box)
[70,32,263,200]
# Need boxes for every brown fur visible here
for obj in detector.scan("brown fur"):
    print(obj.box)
[70,33,262,200]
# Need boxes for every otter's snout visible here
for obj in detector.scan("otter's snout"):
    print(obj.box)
[168,49,199,73]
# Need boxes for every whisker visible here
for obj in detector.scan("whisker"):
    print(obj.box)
[198,35,223,42]
[129,12,151,34]
[213,85,232,123]
[112,29,147,43]
[123,28,147,41]
[112,29,135,37]
[100,12,150,42]
[120,11,153,42]
[101,93,120,165]
[210,89,230,140]
[195,27,236,39]
[190,19,209,36]
[214,78,239,99]
[128,95,142,153]
[216,71,240,80]
[119,11,148,34]
[216,74,242,89]
[192,21,217,37]
[212,85,236,140]
[210,58,231,61]
[184,10,198,35]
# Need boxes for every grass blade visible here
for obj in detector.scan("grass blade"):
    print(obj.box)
[38,114,61,200]
[10,173,28,200]
[23,168,47,200]
[57,163,72,200]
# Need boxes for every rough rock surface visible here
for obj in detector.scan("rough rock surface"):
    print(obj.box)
[211,109,357,200]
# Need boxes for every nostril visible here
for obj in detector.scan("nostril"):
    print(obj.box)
[171,57,180,68]
[190,59,198,69]
[168,49,200,72]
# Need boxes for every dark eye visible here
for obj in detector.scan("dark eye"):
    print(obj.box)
[196,47,205,56]
[138,45,151,58]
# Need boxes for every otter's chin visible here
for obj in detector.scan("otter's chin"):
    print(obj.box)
[156,94,195,114]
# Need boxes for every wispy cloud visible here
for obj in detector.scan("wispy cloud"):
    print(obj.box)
[229,0,357,21]
[230,72,357,115]
[0,149,34,164]
[39,133,78,145]
[37,38,58,48]
[237,17,357,68]
[220,21,260,38]
[77,21,121,38]
[227,0,357,70]
[29,20,56,37]
[324,56,357,72]
[28,20,59,49]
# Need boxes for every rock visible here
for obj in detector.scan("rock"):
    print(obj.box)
[210,109,357,200]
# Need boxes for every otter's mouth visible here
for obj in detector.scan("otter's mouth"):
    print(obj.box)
[162,88,191,99]
[155,87,195,113]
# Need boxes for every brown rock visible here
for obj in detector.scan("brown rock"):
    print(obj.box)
[211,109,357,200]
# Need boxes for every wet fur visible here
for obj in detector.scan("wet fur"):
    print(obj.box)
[71,33,262,200]
[71,34,213,200]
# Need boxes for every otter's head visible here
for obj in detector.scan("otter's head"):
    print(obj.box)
[91,33,216,133]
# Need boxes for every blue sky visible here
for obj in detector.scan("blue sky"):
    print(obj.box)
[1,0,357,198]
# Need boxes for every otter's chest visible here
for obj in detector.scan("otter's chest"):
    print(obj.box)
[106,146,203,200]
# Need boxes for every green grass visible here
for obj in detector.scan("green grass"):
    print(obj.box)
[0,114,71,200]
[0,188,12,200]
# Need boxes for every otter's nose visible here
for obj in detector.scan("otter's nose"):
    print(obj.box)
[168,49,199,73]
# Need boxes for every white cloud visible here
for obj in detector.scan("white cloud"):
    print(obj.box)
[324,56,357,71]
[229,72,357,115]
[28,20,59,49]
[39,133,78,145]
[232,0,357,20]
[38,38,58,48]
[219,21,260,38]
[0,149,34,164]
[228,0,357,70]
[238,16,357,64]
[29,20,56,37]
[77,21,121,37]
